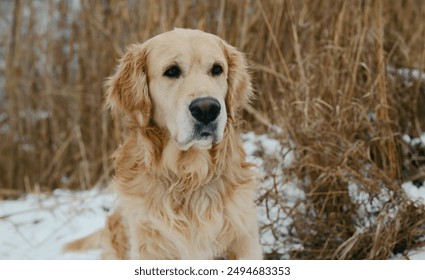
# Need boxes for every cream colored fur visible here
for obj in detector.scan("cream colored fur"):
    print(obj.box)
[64,28,262,260]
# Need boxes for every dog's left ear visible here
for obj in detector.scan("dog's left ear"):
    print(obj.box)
[222,41,253,122]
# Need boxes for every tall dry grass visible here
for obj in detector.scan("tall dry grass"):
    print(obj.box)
[1,0,425,259]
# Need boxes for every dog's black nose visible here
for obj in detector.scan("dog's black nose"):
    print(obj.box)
[189,97,221,125]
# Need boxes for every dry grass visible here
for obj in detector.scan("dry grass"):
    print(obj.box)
[1,0,425,259]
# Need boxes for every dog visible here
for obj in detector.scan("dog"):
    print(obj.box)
[64,28,263,260]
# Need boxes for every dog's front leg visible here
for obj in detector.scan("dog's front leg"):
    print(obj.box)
[128,222,179,260]
[229,228,263,260]
[127,223,159,260]
[226,192,263,259]
[227,210,263,260]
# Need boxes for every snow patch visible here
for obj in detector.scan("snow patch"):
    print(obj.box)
[402,181,425,203]
[0,188,113,259]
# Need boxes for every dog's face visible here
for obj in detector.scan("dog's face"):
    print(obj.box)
[146,30,228,150]
[106,29,251,151]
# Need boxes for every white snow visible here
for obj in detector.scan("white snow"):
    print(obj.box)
[402,181,425,203]
[0,188,113,259]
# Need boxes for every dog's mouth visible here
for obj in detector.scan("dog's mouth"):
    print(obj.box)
[196,123,216,138]
[194,123,220,140]
[177,124,221,150]
[200,131,212,138]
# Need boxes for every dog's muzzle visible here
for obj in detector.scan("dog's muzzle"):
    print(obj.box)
[178,96,224,150]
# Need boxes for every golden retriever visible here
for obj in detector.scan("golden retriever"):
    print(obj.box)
[65,28,262,260]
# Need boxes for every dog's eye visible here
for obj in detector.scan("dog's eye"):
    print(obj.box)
[163,65,181,78]
[211,64,223,76]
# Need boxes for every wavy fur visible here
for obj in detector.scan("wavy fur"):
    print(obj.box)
[65,29,262,260]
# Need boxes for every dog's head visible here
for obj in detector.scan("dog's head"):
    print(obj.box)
[106,28,252,151]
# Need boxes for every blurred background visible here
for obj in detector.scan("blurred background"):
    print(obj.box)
[1,0,425,259]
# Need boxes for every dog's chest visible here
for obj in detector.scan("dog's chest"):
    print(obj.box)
[170,186,227,231]
[144,184,230,258]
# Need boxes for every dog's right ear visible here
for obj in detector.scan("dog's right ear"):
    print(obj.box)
[105,44,151,127]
